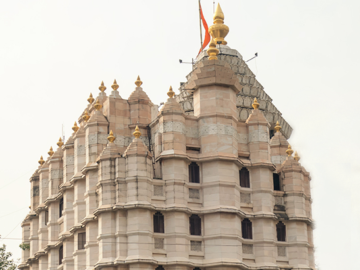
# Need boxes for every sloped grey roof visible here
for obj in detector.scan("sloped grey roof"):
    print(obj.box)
[176,45,292,139]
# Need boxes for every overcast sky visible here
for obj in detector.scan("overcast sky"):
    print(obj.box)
[0,1,359,269]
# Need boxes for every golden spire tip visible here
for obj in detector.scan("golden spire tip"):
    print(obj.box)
[87,93,94,104]
[209,2,229,45]
[82,110,90,122]
[252,98,260,109]
[99,81,106,92]
[38,156,45,165]
[135,76,143,87]
[274,121,281,133]
[94,98,102,111]
[107,130,116,143]
[48,147,54,157]
[294,151,300,162]
[286,144,294,157]
[207,38,219,60]
[133,125,141,139]
[72,121,79,132]
[112,79,119,91]
[57,137,64,147]
[167,86,175,98]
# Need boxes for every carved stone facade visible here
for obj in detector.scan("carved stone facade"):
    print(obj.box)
[20,35,314,270]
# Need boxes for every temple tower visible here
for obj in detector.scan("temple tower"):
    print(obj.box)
[20,3,315,270]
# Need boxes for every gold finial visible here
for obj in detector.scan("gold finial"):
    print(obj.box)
[133,125,141,139]
[57,137,64,147]
[252,98,260,109]
[167,86,175,98]
[99,81,106,92]
[72,122,79,132]
[112,79,119,91]
[48,147,54,157]
[87,93,94,104]
[82,110,90,122]
[208,3,229,45]
[286,144,294,157]
[207,38,219,60]
[38,156,45,165]
[107,130,116,143]
[274,121,281,133]
[135,76,143,87]
[294,151,300,162]
[94,99,102,111]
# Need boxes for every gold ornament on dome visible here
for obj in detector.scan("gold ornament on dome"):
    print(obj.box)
[133,125,141,139]
[208,3,229,46]
[207,38,219,60]
[99,81,106,92]
[82,110,90,122]
[167,86,175,98]
[38,156,45,165]
[252,98,260,109]
[294,151,300,162]
[48,147,54,157]
[87,93,94,104]
[57,137,64,147]
[112,79,119,91]
[135,76,143,87]
[274,121,281,133]
[107,130,116,143]
[94,99,102,111]
[286,145,294,156]
[72,122,79,132]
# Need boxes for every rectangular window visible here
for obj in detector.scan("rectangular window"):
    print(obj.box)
[239,168,250,188]
[59,198,63,218]
[78,232,86,250]
[59,245,63,265]
[273,174,281,191]
[189,162,200,183]
[45,210,48,225]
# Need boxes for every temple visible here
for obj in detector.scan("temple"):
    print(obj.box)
[20,4,315,270]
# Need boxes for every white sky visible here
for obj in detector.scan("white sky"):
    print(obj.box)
[0,1,359,269]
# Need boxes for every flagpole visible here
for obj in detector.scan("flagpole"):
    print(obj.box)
[199,0,203,52]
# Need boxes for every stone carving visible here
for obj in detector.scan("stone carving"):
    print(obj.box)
[66,156,74,165]
[190,241,202,251]
[189,189,200,199]
[248,130,269,143]
[275,197,284,205]
[242,244,253,254]
[154,238,164,249]
[278,246,286,257]
[240,193,251,204]
[51,170,63,179]
[32,186,39,197]
[77,145,85,155]
[153,186,164,197]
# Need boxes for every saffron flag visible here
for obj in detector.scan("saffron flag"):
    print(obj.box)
[198,3,211,54]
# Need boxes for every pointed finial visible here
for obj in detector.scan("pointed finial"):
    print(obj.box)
[208,3,229,45]
[112,79,119,91]
[38,156,45,165]
[87,93,94,104]
[294,151,300,162]
[252,98,260,109]
[135,76,143,87]
[82,110,90,122]
[207,38,219,60]
[99,81,106,92]
[274,121,281,133]
[133,125,141,139]
[94,99,102,111]
[57,137,64,147]
[72,122,79,132]
[48,147,54,157]
[167,86,175,98]
[286,144,294,157]
[107,130,116,143]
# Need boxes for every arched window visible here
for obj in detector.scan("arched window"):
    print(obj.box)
[155,266,164,270]
[153,212,164,233]
[241,218,252,239]
[273,173,281,191]
[59,198,64,218]
[189,214,201,235]
[276,221,286,241]
[59,245,63,265]
[189,162,200,183]
[239,168,250,188]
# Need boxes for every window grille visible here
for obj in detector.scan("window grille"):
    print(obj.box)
[240,168,250,188]
[276,221,286,241]
[78,232,86,250]
[241,218,252,239]
[273,173,281,191]
[154,212,164,233]
[189,162,200,183]
[189,214,201,235]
